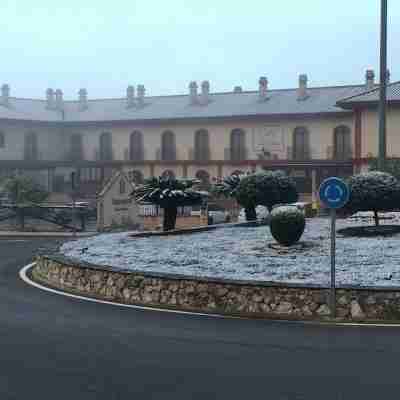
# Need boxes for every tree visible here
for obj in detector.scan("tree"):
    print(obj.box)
[369,158,400,181]
[213,174,257,221]
[1,175,49,230]
[235,171,298,213]
[344,171,400,226]
[132,177,207,231]
[2,175,49,205]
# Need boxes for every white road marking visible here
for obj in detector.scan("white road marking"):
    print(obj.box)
[19,263,400,328]
[0,240,28,242]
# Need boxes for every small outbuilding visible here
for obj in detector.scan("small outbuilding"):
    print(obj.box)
[97,171,140,231]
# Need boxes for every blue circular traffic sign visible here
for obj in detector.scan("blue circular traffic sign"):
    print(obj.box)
[318,177,349,209]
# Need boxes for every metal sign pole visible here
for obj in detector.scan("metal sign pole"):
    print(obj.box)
[71,172,77,238]
[330,208,336,318]
[319,177,349,320]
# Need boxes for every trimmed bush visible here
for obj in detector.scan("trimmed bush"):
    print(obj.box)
[236,171,298,213]
[344,171,400,226]
[270,206,306,246]
[213,174,257,221]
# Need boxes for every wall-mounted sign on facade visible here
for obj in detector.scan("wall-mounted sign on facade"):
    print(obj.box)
[254,126,285,159]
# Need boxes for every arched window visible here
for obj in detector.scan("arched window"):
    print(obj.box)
[334,125,351,160]
[24,131,38,161]
[161,131,176,161]
[162,170,175,179]
[195,170,211,189]
[128,169,144,184]
[119,178,126,194]
[293,127,310,160]
[99,132,112,161]
[230,129,246,161]
[0,131,5,148]
[129,131,144,161]
[70,133,84,161]
[194,129,210,161]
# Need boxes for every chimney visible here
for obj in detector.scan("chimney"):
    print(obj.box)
[298,74,309,100]
[46,88,55,109]
[258,77,268,101]
[233,86,243,93]
[189,81,198,105]
[200,80,210,105]
[1,84,10,106]
[78,88,88,111]
[137,84,145,106]
[365,70,375,90]
[55,89,64,110]
[126,85,135,108]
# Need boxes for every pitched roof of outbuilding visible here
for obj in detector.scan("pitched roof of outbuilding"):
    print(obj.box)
[0,84,375,123]
[97,170,134,198]
[337,81,400,109]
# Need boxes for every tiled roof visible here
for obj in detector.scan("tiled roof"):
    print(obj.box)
[337,81,400,108]
[0,84,372,123]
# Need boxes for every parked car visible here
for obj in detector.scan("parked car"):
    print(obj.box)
[238,205,269,222]
[208,210,228,225]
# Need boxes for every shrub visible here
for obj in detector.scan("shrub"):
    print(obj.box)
[236,171,298,213]
[270,206,306,246]
[132,177,207,231]
[213,174,257,221]
[369,158,400,181]
[344,171,400,226]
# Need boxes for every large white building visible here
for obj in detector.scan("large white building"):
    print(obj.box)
[0,70,399,198]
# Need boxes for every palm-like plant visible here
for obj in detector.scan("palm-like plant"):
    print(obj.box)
[133,177,207,231]
[213,174,257,221]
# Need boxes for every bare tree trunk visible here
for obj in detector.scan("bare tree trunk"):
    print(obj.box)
[16,207,25,231]
[163,206,178,231]
[244,206,257,221]
[374,210,379,227]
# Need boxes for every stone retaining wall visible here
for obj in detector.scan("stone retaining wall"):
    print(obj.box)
[33,255,400,321]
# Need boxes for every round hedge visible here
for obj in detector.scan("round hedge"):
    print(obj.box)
[270,206,306,246]
[344,171,400,226]
[235,171,298,212]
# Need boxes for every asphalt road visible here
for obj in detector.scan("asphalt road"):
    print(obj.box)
[1,239,400,400]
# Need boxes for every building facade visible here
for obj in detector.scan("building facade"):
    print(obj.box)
[0,70,399,200]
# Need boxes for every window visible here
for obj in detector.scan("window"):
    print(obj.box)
[24,131,38,161]
[99,132,113,161]
[128,169,144,184]
[230,129,246,161]
[129,131,144,161]
[70,133,84,161]
[162,170,175,179]
[194,130,210,161]
[333,125,351,160]
[293,127,310,160]
[119,178,126,194]
[0,131,4,148]
[161,131,176,161]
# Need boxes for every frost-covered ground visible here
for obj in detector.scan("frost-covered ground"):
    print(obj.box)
[60,214,400,287]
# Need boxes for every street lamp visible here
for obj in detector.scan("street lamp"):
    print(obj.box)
[378,0,388,170]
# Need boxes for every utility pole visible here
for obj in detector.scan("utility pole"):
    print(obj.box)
[378,0,388,171]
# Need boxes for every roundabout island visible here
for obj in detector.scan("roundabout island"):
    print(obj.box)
[31,216,400,322]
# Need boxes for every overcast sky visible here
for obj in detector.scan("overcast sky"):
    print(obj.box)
[3,0,399,99]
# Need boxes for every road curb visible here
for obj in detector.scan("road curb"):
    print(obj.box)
[19,263,400,328]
